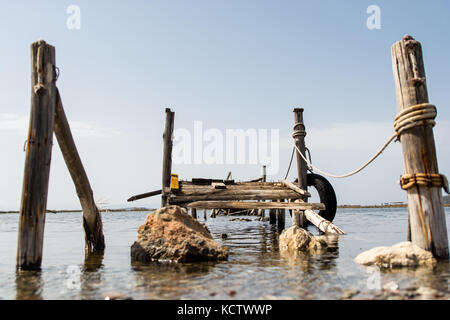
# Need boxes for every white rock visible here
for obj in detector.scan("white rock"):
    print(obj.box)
[354,241,436,268]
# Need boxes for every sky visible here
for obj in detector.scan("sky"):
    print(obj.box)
[0,1,449,210]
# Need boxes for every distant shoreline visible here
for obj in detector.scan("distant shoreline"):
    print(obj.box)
[1,204,449,214]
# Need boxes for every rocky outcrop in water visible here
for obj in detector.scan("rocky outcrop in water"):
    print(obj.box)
[354,241,436,268]
[279,226,328,255]
[131,205,228,263]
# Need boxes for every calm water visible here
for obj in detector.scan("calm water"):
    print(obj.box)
[0,208,449,300]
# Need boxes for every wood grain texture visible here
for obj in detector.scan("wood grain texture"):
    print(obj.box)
[54,90,105,252]
[392,36,448,259]
[17,41,57,270]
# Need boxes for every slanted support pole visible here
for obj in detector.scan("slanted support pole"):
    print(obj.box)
[161,108,175,207]
[17,40,57,270]
[292,108,307,227]
[391,35,449,259]
[54,89,105,253]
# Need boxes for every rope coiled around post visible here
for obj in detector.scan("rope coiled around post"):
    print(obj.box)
[292,103,448,191]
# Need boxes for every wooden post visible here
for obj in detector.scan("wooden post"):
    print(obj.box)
[161,108,175,207]
[277,200,285,230]
[392,35,449,259]
[191,208,197,219]
[258,165,267,217]
[17,40,57,270]
[54,89,105,252]
[269,207,277,224]
[292,108,307,227]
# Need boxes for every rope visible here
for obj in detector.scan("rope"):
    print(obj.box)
[293,103,437,179]
[400,173,449,194]
[284,147,295,180]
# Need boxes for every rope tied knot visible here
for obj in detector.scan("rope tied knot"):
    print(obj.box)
[399,173,449,194]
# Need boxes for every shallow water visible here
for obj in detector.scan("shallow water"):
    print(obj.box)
[0,208,449,300]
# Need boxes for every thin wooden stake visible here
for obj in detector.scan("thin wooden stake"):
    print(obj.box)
[17,40,57,270]
[391,35,449,259]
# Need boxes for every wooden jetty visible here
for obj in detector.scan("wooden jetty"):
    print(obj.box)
[128,107,344,235]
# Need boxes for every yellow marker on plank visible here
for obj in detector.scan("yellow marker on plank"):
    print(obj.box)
[170,174,179,190]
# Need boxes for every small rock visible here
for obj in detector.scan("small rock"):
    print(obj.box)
[341,289,360,299]
[416,286,437,299]
[228,290,237,297]
[383,281,399,293]
[101,292,127,300]
[354,241,436,268]
[279,226,328,255]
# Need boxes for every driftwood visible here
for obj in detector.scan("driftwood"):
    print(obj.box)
[392,36,448,259]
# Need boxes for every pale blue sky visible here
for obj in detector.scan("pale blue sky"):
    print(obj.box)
[1,1,449,209]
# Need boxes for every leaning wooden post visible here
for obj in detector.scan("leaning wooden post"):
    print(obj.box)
[17,40,57,270]
[161,108,175,207]
[292,108,307,227]
[54,89,105,252]
[391,35,449,259]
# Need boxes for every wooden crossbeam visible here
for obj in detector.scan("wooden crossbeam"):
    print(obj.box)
[186,201,324,210]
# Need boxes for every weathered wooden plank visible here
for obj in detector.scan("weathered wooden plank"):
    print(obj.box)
[170,189,305,203]
[161,108,174,206]
[304,209,345,235]
[17,40,57,270]
[281,179,309,196]
[186,201,325,210]
[391,35,448,259]
[54,90,105,252]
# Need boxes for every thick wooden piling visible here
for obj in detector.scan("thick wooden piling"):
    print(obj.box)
[17,40,57,270]
[292,108,307,227]
[391,35,449,259]
[161,108,175,207]
[54,90,105,252]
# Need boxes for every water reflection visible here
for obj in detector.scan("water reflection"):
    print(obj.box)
[80,251,104,299]
[131,260,219,299]
[15,270,43,300]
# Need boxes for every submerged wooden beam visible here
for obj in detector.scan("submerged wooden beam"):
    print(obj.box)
[17,40,57,270]
[54,89,105,253]
[186,201,325,210]
[392,35,448,259]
